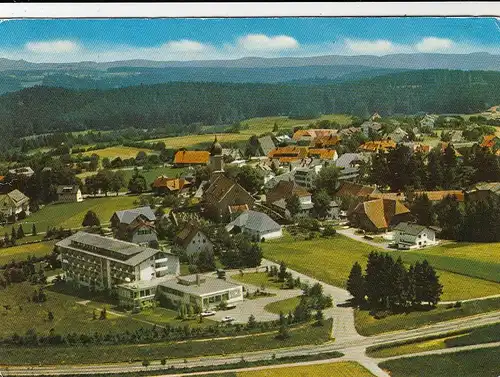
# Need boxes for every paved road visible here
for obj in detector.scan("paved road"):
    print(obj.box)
[336,228,393,250]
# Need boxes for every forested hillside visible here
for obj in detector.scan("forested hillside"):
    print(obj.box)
[0,69,499,148]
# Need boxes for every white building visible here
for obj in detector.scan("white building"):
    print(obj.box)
[175,223,214,257]
[293,164,323,190]
[393,222,439,250]
[56,185,83,203]
[0,189,30,218]
[226,210,282,242]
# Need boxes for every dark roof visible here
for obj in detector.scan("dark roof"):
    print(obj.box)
[258,135,276,156]
[227,210,281,233]
[336,181,378,198]
[113,206,156,224]
[56,185,80,194]
[176,223,206,248]
[266,180,310,205]
[7,189,29,204]
[393,222,429,236]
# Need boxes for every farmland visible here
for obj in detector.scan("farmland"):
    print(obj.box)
[234,361,375,377]
[79,146,156,159]
[261,233,500,301]
[0,240,55,265]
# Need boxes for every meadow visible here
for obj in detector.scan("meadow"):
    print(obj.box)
[0,240,55,265]
[79,146,156,159]
[264,297,302,315]
[261,234,500,301]
[232,272,285,290]
[233,361,375,377]
[379,347,500,377]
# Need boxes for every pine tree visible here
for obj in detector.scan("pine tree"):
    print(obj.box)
[278,261,287,282]
[11,227,16,241]
[347,262,365,306]
[389,257,407,309]
[412,194,435,226]
[17,224,24,239]
[32,224,37,236]
[247,314,257,329]
[421,260,443,307]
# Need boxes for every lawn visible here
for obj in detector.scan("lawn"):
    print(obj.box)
[379,347,500,377]
[264,296,301,315]
[367,322,500,358]
[132,306,216,329]
[0,282,152,339]
[232,272,285,290]
[146,133,248,149]
[235,361,375,377]
[79,146,156,159]
[262,234,500,301]
[354,297,500,336]
[0,319,332,365]
[0,240,55,265]
[1,195,139,236]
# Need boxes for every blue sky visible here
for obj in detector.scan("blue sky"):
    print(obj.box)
[0,17,498,62]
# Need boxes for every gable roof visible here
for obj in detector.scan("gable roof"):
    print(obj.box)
[266,180,311,205]
[174,150,210,165]
[268,146,308,163]
[227,210,281,233]
[307,148,337,160]
[352,198,410,230]
[335,153,363,169]
[153,176,191,191]
[113,206,156,224]
[56,185,80,195]
[359,139,396,152]
[394,222,430,236]
[176,223,208,248]
[203,174,253,206]
[481,134,499,149]
[336,181,378,198]
[467,182,500,195]
[258,135,276,156]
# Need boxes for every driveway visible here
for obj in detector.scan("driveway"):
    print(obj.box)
[336,228,393,250]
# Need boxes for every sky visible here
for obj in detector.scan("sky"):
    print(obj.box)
[0,17,499,63]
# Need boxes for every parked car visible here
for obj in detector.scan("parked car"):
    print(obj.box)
[221,316,234,323]
[200,310,216,317]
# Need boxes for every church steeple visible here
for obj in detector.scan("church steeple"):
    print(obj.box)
[209,135,223,172]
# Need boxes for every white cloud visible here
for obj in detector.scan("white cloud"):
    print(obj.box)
[237,34,299,51]
[25,40,80,54]
[344,39,395,54]
[415,37,454,52]
[161,39,208,52]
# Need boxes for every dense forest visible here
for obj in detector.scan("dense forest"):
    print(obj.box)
[0,69,499,148]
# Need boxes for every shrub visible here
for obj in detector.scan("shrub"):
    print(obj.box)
[142,359,150,367]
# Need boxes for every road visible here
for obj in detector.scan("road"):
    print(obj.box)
[336,228,393,250]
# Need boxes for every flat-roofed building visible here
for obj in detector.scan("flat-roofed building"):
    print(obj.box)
[56,231,179,291]
[158,274,243,311]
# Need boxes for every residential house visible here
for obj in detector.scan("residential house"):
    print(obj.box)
[257,135,276,157]
[8,166,34,178]
[360,121,383,137]
[349,198,411,233]
[266,180,313,218]
[226,210,282,241]
[339,127,361,138]
[359,139,396,153]
[480,134,500,153]
[57,231,179,291]
[56,185,83,203]
[393,222,439,250]
[293,165,322,190]
[370,112,381,121]
[152,176,191,195]
[420,114,439,129]
[175,223,214,257]
[110,206,158,246]
[466,182,500,202]
[228,204,250,220]
[336,181,379,200]
[202,174,255,222]
[0,189,30,218]
[335,153,365,181]
[157,274,243,311]
[387,127,408,143]
[369,190,464,203]
[307,148,338,161]
[173,150,210,167]
[268,146,308,164]
[313,134,341,148]
[292,129,338,145]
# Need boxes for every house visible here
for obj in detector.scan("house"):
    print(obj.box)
[313,134,341,148]
[349,198,411,233]
[480,134,500,151]
[57,231,180,292]
[110,206,158,246]
[336,181,379,200]
[393,222,439,250]
[152,176,191,195]
[359,139,396,153]
[322,199,340,220]
[157,274,243,311]
[420,114,439,129]
[360,121,383,137]
[202,174,255,222]
[370,112,381,121]
[307,148,338,161]
[387,127,408,143]
[268,146,308,164]
[292,129,338,145]
[175,223,214,257]
[226,210,282,241]
[257,135,276,157]
[173,150,210,167]
[56,185,83,203]
[0,189,30,218]
[293,165,322,190]
[266,180,313,218]
[8,166,34,178]
[466,182,500,202]
[228,204,250,220]
[222,148,244,161]
[339,127,362,138]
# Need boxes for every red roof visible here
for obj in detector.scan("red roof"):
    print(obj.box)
[174,150,210,165]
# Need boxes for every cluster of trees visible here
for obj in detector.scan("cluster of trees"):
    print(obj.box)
[84,169,126,196]
[347,252,443,314]
[218,233,263,269]
[412,194,500,242]
[368,144,500,191]
[224,165,265,194]
[267,262,302,289]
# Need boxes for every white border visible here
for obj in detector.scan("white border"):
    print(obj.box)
[0,3,499,18]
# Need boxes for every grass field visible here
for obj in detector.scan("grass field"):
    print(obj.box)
[234,361,375,377]
[0,241,55,265]
[0,319,332,365]
[146,133,248,149]
[1,195,139,236]
[262,234,500,301]
[367,322,500,358]
[79,146,156,159]
[0,282,152,339]
[264,297,302,315]
[232,272,285,290]
[379,347,500,377]
[354,297,500,336]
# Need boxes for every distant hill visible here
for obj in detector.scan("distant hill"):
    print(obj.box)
[0,69,499,149]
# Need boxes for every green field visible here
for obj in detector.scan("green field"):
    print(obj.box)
[232,272,285,290]
[367,322,500,358]
[1,195,139,236]
[354,297,500,336]
[262,234,500,301]
[146,133,248,149]
[379,347,500,377]
[264,297,302,315]
[0,241,55,265]
[0,319,332,365]
[234,361,375,377]
[79,146,155,159]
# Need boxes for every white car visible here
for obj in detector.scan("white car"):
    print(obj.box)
[221,316,234,323]
[200,311,216,317]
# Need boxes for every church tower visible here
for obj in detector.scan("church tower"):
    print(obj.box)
[209,135,224,173]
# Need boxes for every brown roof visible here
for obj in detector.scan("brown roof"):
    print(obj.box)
[307,148,337,160]
[268,146,308,163]
[313,135,341,148]
[481,134,498,149]
[359,140,396,153]
[336,181,378,198]
[174,150,210,165]
[228,204,249,214]
[153,176,191,191]
[353,198,410,230]
[203,174,254,207]
[176,222,203,249]
[414,190,464,202]
[266,180,310,205]
[292,129,337,141]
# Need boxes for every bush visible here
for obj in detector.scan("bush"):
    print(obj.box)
[372,310,390,320]
[142,359,150,367]
[454,301,462,308]
[160,358,167,365]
